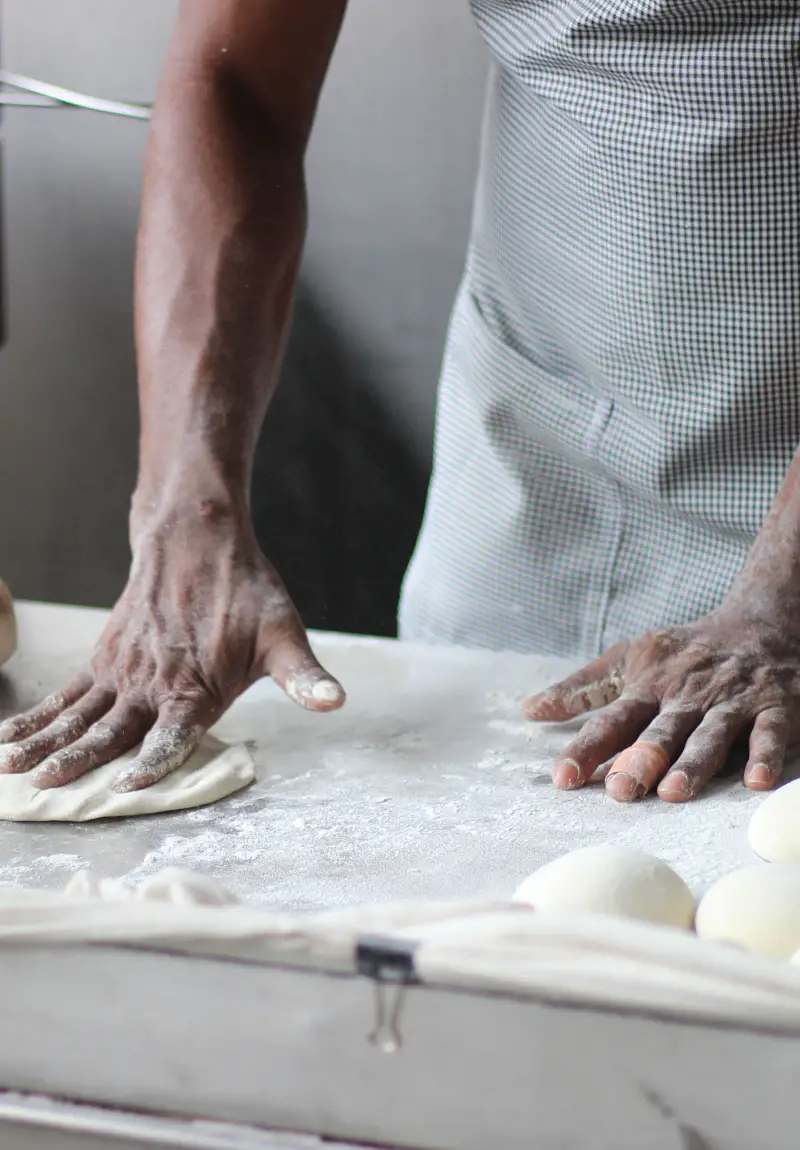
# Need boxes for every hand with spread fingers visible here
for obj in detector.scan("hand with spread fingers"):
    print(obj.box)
[525,607,800,803]
[0,508,344,792]
[0,4,352,793]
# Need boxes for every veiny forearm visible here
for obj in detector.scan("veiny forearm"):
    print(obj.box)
[133,62,307,530]
[727,444,800,622]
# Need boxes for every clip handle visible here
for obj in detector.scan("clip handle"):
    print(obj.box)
[356,936,419,1055]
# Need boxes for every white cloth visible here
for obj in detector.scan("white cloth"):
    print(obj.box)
[1,871,800,1031]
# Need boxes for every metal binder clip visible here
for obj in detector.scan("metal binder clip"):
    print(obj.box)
[356,936,419,1054]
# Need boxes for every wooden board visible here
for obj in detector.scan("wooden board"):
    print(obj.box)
[0,944,799,1150]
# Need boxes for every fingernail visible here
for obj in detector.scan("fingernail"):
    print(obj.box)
[30,767,55,790]
[606,771,647,803]
[0,747,23,772]
[525,696,571,722]
[657,770,691,802]
[112,772,139,794]
[285,671,344,711]
[523,694,547,720]
[745,762,774,789]
[312,679,344,705]
[552,759,581,789]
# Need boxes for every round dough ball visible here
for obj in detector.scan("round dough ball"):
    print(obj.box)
[512,844,695,929]
[0,580,17,669]
[748,780,800,863]
[695,864,800,960]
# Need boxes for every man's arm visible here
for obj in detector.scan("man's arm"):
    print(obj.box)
[525,446,800,803]
[135,0,348,522]
[0,0,351,789]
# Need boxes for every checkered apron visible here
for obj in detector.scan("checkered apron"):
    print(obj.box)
[399,0,800,657]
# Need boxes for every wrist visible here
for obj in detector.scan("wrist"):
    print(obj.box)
[130,476,251,551]
[722,557,800,633]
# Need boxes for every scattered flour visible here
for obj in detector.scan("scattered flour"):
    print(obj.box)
[0,640,790,912]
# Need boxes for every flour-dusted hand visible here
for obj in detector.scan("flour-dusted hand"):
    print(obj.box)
[0,507,344,791]
[0,5,352,790]
[524,609,800,803]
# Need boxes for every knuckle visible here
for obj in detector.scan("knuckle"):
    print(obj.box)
[758,708,790,735]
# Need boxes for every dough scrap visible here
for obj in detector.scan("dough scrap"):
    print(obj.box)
[0,736,255,822]
[513,844,696,929]
[65,867,240,906]
[695,864,800,961]
[748,779,800,863]
[0,581,16,668]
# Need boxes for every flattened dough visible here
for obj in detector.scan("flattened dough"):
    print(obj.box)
[0,736,255,822]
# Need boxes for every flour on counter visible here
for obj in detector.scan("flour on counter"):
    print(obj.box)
[0,633,791,911]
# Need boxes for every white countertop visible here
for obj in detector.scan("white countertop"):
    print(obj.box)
[0,601,780,910]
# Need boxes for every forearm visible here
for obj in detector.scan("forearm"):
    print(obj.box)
[727,444,800,617]
[132,60,307,533]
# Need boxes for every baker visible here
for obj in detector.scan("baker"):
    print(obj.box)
[1,1,798,802]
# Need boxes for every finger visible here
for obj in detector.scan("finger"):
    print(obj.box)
[605,707,701,802]
[0,685,116,774]
[266,630,345,713]
[552,697,658,790]
[31,702,153,790]
[523,642,628,722]
[0,672,93,744]
[657,708,746,802]
[112,700,209,793]
[743,708,790,791]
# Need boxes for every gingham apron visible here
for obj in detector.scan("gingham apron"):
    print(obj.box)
[400,0,800,657]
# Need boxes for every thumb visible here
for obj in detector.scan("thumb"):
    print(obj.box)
[265,628,346,713]
[523,641,627,722]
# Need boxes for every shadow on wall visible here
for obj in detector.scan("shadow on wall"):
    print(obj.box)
[252,282,430,639]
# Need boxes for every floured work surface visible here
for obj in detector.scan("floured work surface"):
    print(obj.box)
[2,890,800,1150]
[0,602,793,908]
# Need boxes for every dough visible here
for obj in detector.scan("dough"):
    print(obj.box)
[748,779,800,862]
[0,580,16,668]
[0,736,254,821]
[695,864,800,960]
[65,867,240,906]
[512,844,696,929]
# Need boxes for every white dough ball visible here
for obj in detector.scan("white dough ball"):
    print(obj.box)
[512,844,695,929]
[748,780,800,863]
[695,864,800,960]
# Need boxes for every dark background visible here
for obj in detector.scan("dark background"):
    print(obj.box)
[0,1,487,636]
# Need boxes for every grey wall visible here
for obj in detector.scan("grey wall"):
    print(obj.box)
[0,1,488,622]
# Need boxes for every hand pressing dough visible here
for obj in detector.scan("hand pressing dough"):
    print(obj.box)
[0,580,16,668]
[513,844,695,929]
[748,779,800,862]
[695,864,800,960]
[0,736,254,822]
